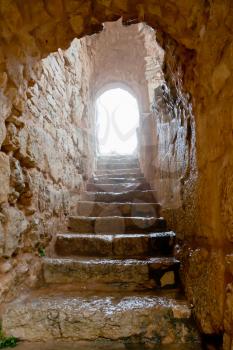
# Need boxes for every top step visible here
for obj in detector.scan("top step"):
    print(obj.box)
[95,169,142,176]
[91,175,144,182]
[97,158,139,167]
[97,162,139,170]
[97,155,138,162]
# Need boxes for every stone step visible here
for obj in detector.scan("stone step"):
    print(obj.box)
[68,216,166,233]
[95,169,142,176]
[96,155,138,162]
[91,176,145,183]
[97,155,138,162]
[81,190,157,203]
[97,161,139,170]
[86,182,150,192]
[76,201,161,217]
[55,232,176,257]
[43,257,179,289]
[2,290,199,343]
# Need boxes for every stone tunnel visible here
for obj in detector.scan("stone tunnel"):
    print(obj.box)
[0,1,232,349]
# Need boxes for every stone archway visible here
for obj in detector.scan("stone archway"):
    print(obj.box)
[95,82,141,113]
[94,82,143,156]
[94,85,140,155]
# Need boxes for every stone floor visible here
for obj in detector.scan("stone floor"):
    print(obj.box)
[15,340,203,350]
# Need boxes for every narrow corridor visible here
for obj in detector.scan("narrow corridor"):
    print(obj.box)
[0,2,232,349]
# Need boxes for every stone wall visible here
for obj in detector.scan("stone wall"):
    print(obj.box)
[0,37,93,302]
[141,39,197,237]
[137,26,164,181]
[141,16,233,345]
[0,0,233,346]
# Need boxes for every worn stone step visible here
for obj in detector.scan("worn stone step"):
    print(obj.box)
[91,176,145,183]
[95,169,142,176]
[43,257,179,288]
[76,201,161,217]
[55,232,175,257]
[86,182,150,192]
[97,161,139,170]
[68,216,166,233]
[97,155,138,162]
[2,290,199,342]
[81,190,157,203]
[97,155,138,161]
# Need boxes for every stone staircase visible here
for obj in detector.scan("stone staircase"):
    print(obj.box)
[2,155,200,346]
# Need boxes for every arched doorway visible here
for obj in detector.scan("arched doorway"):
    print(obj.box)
[95,87,140,155]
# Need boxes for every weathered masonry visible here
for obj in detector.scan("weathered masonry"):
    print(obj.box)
[0,1,232,349]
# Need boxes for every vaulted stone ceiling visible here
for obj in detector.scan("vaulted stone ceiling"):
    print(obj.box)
[0,0,211,55]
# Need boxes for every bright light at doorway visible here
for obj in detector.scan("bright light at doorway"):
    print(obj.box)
[96,88,140,155]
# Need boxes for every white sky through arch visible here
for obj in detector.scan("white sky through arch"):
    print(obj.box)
[96,88,140,155]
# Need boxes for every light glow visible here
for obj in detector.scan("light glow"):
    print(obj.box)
[96,88,140,155]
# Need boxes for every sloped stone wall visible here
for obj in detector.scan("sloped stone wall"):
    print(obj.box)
[0,37,93,302]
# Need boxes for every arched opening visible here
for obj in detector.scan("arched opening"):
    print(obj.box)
[95,87,140,155]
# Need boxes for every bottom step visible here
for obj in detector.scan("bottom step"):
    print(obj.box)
[2,290,199,343]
